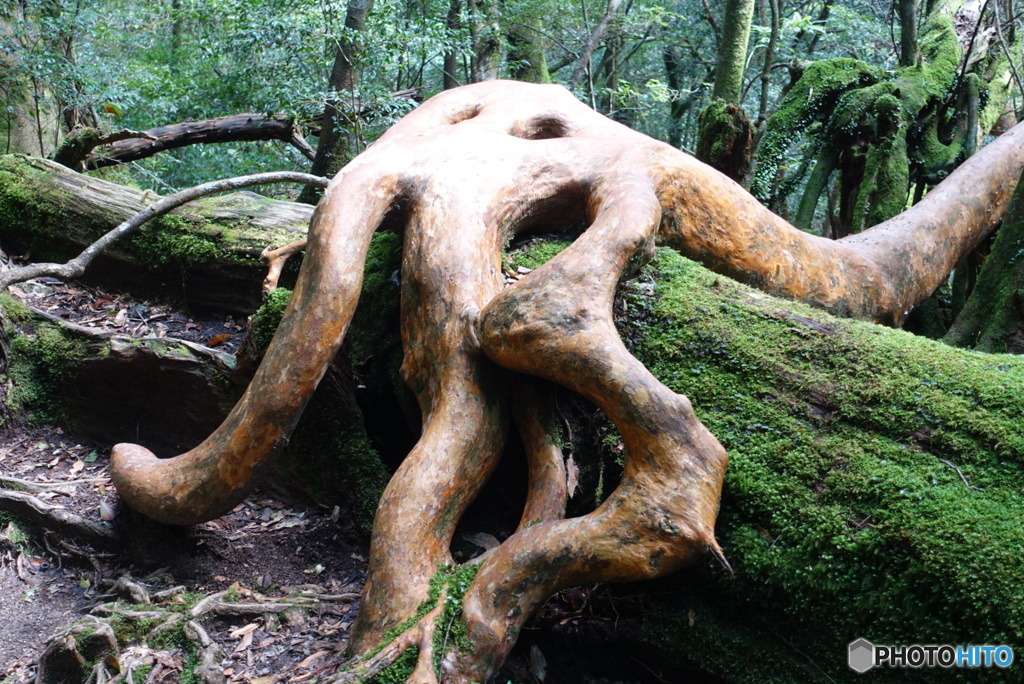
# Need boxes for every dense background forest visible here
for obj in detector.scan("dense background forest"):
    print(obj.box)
[2,0,1024,683]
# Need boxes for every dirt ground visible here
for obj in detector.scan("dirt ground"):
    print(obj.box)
[0,422,369,683]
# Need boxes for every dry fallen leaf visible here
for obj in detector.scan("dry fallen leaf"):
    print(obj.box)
[233,630,254,653]
[296,650,328,669]
[71,459,85,472]
[229,622,259,639]
[207,333,232,347]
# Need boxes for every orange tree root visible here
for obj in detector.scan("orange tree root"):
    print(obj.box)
[109,80,1024,681]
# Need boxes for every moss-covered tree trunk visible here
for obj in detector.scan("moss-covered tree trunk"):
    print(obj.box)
[0,155,313,312]
[753,1,1015,237]
[508,15,550,84]
[628,249,1024,683]
[695,0,755,183]
[944,167,1024,352]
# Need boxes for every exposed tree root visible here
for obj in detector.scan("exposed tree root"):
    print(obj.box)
[29,579,360,684]
[0,489,120,550]
[108,81,1024,681]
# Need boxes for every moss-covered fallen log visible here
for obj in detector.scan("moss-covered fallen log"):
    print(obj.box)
[622,249,1024,682]
[0,294,242,453]
[0,155,314,312]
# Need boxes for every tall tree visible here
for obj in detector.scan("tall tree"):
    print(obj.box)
[695,0,756,183]
[297,0,375,205]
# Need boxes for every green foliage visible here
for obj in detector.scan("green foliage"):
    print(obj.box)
[248,287,293,352]
[631,249,1024,681]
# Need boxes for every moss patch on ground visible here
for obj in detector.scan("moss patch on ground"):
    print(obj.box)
[1,306,86,426]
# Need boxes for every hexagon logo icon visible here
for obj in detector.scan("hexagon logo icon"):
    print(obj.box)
[848,638,875,673]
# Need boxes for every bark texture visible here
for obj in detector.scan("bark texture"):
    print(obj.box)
[107,81,1024,682]
[66,114,316,170]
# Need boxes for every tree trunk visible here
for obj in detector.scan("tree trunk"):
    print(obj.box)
[0,302,241,454]
[104,81,1024,683]
[297,0,376,205]
[0,155,313,313]
[627,249,1024,682]
[442,0,463,89]
[695,0,756,182]
[0,5,59,156]
[567,0,622,90]
[710,0,756,104]
[508,16,550,84]
[468,0,503,82]
[899,0,920,67]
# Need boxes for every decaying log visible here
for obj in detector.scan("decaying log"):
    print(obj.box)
[107,81,1024,682]
[0,170,328,295]
[2,304,241,454]
[0,155,316,312]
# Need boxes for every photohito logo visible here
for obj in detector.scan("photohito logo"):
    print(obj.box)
[848,639,1015,672]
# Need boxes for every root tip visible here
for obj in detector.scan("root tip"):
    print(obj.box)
[708,540,733,579]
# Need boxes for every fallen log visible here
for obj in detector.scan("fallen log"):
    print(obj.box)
[0,155,314,313]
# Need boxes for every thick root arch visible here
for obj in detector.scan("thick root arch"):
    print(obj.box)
[107,80,1024,682]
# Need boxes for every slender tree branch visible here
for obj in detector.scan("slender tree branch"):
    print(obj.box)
[568,0,623,89]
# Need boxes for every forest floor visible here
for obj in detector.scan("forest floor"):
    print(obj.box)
[0,277,671,684]
[0,422,369,683]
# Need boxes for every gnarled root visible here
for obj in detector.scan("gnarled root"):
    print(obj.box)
[107,80,1024,681]
[111,169,401,525]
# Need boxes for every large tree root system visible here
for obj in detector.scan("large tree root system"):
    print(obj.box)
[108,81,1024,682]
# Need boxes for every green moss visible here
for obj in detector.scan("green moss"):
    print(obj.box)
[506,239,572,271]
[347,232,403,366]
[0,293,31,328]
[279,395,390,537]
[432,562,480,669]
[696,99,753,180]
[369,646,420,683]
[751,58,880,201]
[630,249,1024,681]
[130,664,153,682]
[131,213,244,269]
[2,518,31,547]
[273,235,402,536]
[5,322,86,424]
[248,287,293,352]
